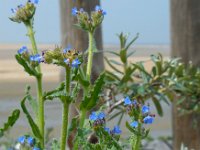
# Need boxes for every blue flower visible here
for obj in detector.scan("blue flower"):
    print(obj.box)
[97,112,105,120]
[17,136,26,144]
[104,127,110,133]
[71,58,81,68]
[28,0,39,4]
[11,8,17,13]
[124,96,132,106]
[30,54,43,63]
[130,121,138,128]
[112,125,121,134]
[18,46,28,54]
[33,147,40,150]
[64,58,70,65]
[143,115,154,124]
[27,136,35,146]
[89,112,98,121]
[95,5,106,15]
[142,105,150,114]
[72,7,78,16]
[89,111,105,121]
[63,44,72,53]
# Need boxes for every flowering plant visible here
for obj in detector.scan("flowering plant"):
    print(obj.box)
[2,1,190,150]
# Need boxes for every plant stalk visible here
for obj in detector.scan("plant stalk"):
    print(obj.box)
[26,22,44,148]
[134,123,141,150]
[86,32,94,81]
[60,66,71,150]
[79,32,94,128]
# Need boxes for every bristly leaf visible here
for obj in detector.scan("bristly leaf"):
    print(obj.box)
[124,33,139,51]
[104,57,123,74]
[0,109,20,138]
[43,82,65,101]
[15,54,39,77]
[68,116,79,138]
[152,96,163,116]
[80,72,105,110]
[119,49,127,64]
[21,96,42,140]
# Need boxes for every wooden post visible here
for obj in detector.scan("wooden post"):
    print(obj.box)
[171,0,200,149]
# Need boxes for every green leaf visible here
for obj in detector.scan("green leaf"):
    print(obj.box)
[109,59,123,66]
[76,74,90,88]
[104,57,123,74]
[120,67,136,84]
[105,71,121,82]
[104,51,120,57]
[119,49,127,64]
[15,54,39,77]
[68,116,79,137]
[152,97,163,116]
[81,73,105,110]
[127,51,136,58]
[142,129,150,139]
[0,109,20,138]
[21,96,42,140]
[43,82,65,101]
[124,33,139,51]
[132,62,152,82]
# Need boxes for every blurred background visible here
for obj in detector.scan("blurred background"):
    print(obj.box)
[0,0,172,149]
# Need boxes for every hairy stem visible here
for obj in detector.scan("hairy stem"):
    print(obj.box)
[26,22,44,148]
[134,123,141,150]
[60,66,71,150]
[86,32,94,81]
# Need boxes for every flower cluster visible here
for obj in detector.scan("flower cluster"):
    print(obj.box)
[15,136,40,150]
[89,111,122,136]
[17,46,42,67]
[124,96,155,127]
[72,5,106,33]
[89,111,106,127]
[42,45,81,68]
[104,126,122,135]
[10,0,39,24]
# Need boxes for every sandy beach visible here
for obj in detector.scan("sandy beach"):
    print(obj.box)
[0,44,171,140]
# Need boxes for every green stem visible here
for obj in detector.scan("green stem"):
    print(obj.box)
[79,109,87,128]
[60,66,71,150]
[79,32,94,128]
[26,22,44,148]
[133,122,142,150]
[61,101,70,150]
[86,32,94,81]
[37,76,44,148]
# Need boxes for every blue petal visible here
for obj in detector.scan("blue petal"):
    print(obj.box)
[143,116,154,124]
[130,121,138,128]
[142,105,150,114]
[33,147,40,150]
[89,112,97,121]
[72,7,78,16]
[124,96,132,106]
[112,125,121,134]
[71,58,81,68]
[97,112,105,119]
[17,136,26,144]
[104,127,110,133]
[64,58,70,65]
[27,136,35,146]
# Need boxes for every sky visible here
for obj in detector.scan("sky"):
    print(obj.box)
[0,0,170,45]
